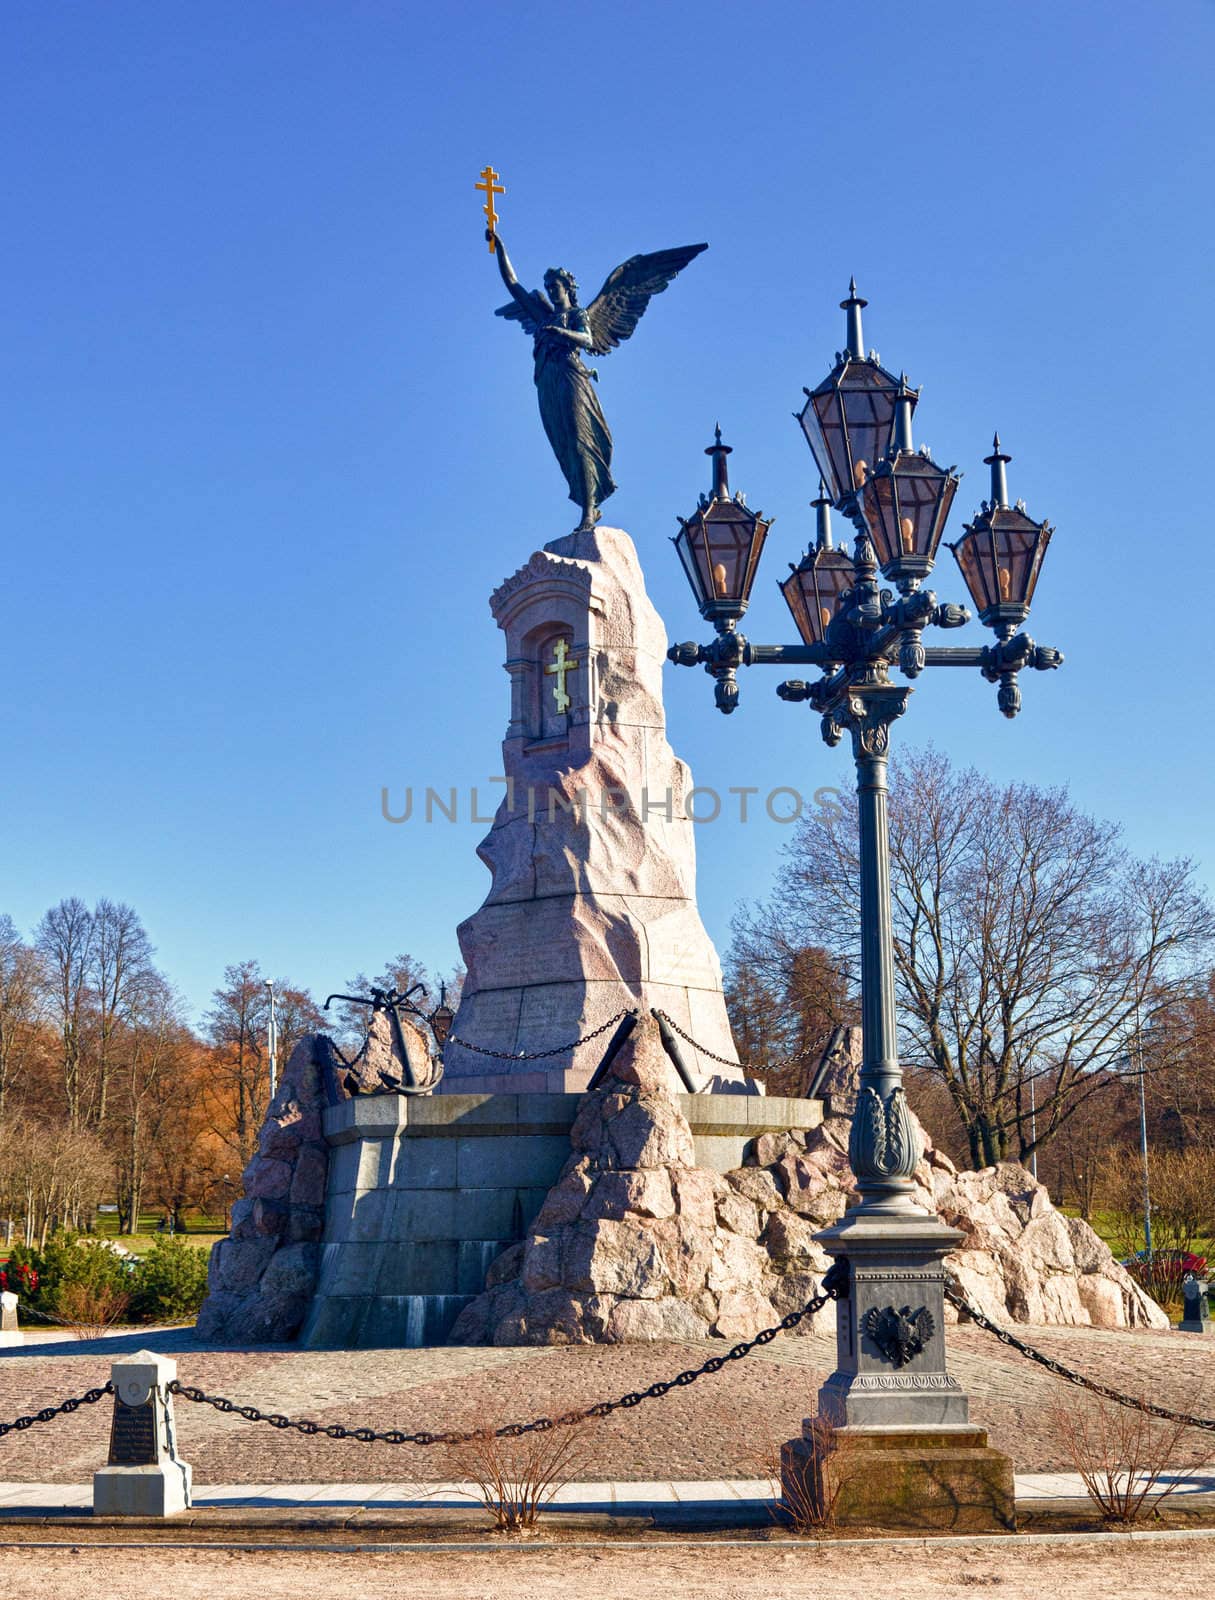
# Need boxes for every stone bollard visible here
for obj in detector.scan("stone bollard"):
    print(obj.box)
[0,1291,22,1348]
[1179,1275,1213,1334]
[93,1351,192,1516]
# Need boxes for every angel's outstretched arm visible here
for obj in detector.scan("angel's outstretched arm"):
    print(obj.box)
[488,228,530,307]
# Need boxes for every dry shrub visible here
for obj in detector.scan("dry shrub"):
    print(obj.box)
[439,1421,590,1533]
[56,1280,131,1339]
[759,1416,861,1533]
[1048,1387,1209,1523]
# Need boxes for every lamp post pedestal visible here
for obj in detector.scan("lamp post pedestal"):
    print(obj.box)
[814,1209,969,1428]
[783,1203,1014,1531]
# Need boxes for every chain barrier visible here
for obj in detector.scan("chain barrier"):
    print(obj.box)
[0,1381,114,1440]
[168,1270,845,1446]
[446,1009,631,1062]
[15,1277,1208,1450]
[652,1009,818,1076]
[945,1283,1215,1432]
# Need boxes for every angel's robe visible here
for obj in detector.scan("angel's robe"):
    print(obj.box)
[533,308,616,511]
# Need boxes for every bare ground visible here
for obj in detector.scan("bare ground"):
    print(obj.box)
[6,1537,1215,1600]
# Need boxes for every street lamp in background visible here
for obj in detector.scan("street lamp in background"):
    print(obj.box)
[265,979,279,1101]
[1135,1001,1153,1266]
[667,281,1063,1528]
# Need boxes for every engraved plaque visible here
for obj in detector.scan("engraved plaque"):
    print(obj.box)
[108,1397,159,1466]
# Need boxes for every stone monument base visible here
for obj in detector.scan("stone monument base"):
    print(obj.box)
[300,1088,822,1348]
[782,1423,1015,1532]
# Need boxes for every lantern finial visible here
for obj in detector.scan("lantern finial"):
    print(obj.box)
[705,424,732,499]
[812,478,834,551]
[984,433,1012,509]
[841,277,868,360]
[893,376,915,454]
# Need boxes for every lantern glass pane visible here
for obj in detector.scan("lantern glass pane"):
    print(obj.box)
[674,525,708,607]
[861,473,898,566]
[780,567,818,644]
[702,505,763,603]
[800,360,900,504]
[992,516,1049,606]
[838,364,899,491]
[954,531,997,611]
[781,551,854,645]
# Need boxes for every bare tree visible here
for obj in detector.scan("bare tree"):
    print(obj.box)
[753,747,1215,1169]
[332,952,440,1052]
[111,973,193,1233]
[204,960,271,1169]
[724,919,852,1094]
[0,1113,112,1246]
[0,915,45,1117]
[204,962,325,1168]
[86,898,156,1128]
[34,898,94,1128]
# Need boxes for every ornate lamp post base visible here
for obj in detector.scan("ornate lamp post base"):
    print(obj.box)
[815,1209,969,1429]
[779,1207,1015,1531]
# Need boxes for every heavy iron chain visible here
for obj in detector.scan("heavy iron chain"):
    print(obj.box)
[653,1009,819,1075]
[167,1272,846,1446]
[0,1381,114,1440]
[445,1009,631,1062]
[13,1278,1212,1445]
[945,1283,1215,1432]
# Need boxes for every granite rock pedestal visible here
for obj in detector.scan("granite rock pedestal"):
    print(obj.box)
[444,526,744,1094]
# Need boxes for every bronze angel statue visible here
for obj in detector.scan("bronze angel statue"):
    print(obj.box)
[488,226,707,532]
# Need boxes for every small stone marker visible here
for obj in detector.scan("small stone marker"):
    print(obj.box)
[0,1290,22,1348]
[1179,1275,1213,1334]
[93,1351,192,1516]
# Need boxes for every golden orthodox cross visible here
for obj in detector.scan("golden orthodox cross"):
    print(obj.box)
[475,165,505,251]
[545,637,579,714]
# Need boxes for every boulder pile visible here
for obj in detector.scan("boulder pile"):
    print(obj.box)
[451,1016,1167,1345]
[197,1009,433,1344]
[196,1032,335,1343]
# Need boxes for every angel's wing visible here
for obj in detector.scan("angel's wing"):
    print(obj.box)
[584,243,708,355]
[495,285,553,337]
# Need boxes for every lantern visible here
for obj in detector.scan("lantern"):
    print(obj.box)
[948,436,1053,631]
[672,427,771,627]
[779,481,855,648]
[796,281,908,511]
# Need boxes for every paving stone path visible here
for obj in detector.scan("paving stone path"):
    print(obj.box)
[1,1322,1211,1485]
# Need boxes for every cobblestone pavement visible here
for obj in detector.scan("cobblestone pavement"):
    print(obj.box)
[1,1321,1213,1484]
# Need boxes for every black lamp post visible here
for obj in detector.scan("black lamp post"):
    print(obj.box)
[668,283,1063,1522]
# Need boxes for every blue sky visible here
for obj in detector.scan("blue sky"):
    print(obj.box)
[2,1,1212,1022]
